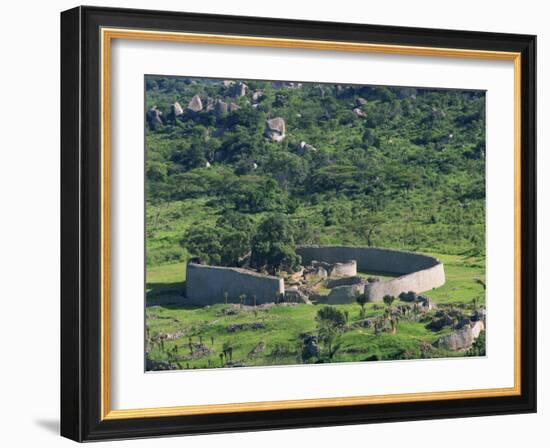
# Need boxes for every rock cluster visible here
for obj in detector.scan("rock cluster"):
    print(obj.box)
[230,81,248,97]
[353,107,367,118]
[435,321,485,351]
[285,286,311,304]
[297,141,318,155]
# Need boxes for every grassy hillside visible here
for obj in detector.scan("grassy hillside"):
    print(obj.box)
[145,77,486,267]
[144,76,487,370]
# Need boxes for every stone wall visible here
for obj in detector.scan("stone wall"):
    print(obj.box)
[297,245,440,273]
[312,260,357,277]
[296,245,445,302]
[185,263,284,305]
[331,261,357,277]
[364,263,446,301]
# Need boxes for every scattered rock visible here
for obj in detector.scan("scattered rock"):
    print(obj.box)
[265,117,286,141]
[297,141,318,155]
[214,99,228,115]
[288,268,304,282]
[187,94,203,112]
[252,90,264,103]
[417,295,435,310]
[435,321,485,351]
[226,322,266,333]
[146,106,163,129]
[184,343,214,360]
[470,320,485,339]
[146,358,175,371]
[228,102,241,112]
[471,307,486,322]
[455,316,472,329]
[285,287,311,304]
[353,107,367,118]
[356,97,368,106]
[248,341,266,358]
[230,82,248,97]
[427,314,454,331]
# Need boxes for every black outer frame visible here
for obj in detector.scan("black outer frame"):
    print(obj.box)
[60,5,536,442]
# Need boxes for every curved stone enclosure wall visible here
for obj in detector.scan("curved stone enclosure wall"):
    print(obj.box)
[296,245,445,302]
[186,263,284,305]
[363,263,445,301]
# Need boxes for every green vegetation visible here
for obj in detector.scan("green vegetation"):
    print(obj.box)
[145,253,485,369]
[146,300,461,369]
[144,76,486,370]
[145,77,486,267]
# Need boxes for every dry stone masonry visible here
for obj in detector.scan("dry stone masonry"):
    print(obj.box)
[185,263,284,305]
[184,245,445,306]
[296,245,445,302]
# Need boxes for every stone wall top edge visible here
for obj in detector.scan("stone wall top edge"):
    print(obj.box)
[296,245,441,263]
[187,262,282,281]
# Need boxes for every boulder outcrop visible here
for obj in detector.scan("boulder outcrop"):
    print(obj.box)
[435,321,485,351]
[187,94,203,112]
[230,82,248,97]
[146,106,163,129]
[171,101,184,116]
[265,117,286,141]
[214,99,228,115]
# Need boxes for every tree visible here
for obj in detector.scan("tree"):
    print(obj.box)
[383,295,396,308]
[356,292,368,318]
[350,213,384,247]
[220,230,251,266]
[233,178,286,213]
[182,226,222,265]
[266,151,309,191]
[250,214,301,274]
[316,306,346,361]
[222,342,233,362]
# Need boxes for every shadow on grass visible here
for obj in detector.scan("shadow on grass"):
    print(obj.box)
[146,280,185,307]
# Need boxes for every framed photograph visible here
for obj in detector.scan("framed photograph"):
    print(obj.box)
[60,6,536,441]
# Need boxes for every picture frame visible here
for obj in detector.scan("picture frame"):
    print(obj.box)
[60,5,536,442]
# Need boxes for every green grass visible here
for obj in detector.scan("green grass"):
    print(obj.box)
[146,302,459,369]
[145,251,484,369]
[357,271,397,282]
[427,253,485,305]
[146,262,186,305]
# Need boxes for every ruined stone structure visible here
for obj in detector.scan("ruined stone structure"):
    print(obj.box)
[185,262,284,305]
[296,245,445,302]
[184,246,445,306]
[311,260,357,278]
